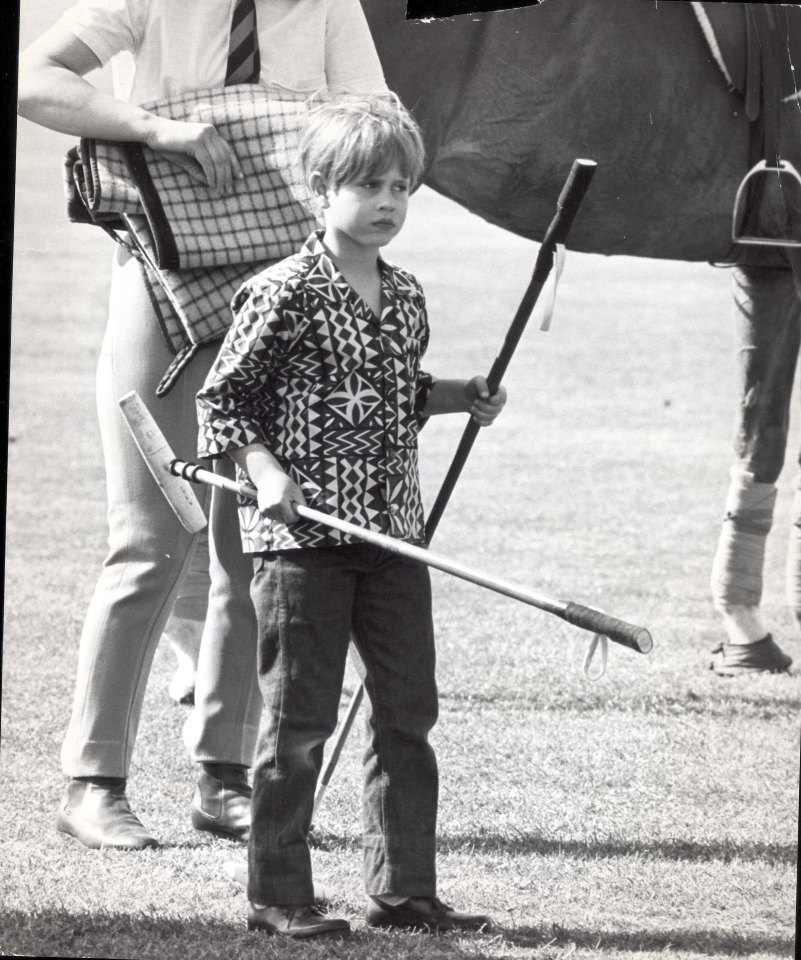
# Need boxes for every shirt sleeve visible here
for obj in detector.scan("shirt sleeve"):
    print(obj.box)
[54,0,149,64]
[324,0,388,94]
[412,284,436,421]
[196,278,297,460]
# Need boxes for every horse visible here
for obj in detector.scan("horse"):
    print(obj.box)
[361,0,801,669]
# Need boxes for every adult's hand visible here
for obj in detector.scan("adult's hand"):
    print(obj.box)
[143,117,243,195]
[19,31,242,195]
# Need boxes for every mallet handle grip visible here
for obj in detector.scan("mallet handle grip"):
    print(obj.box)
[561,603,652,654]
[425,159,597,539]
[169,458,652,653]
[548,158,598,251]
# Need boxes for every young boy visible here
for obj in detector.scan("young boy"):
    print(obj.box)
[197,94,507,939]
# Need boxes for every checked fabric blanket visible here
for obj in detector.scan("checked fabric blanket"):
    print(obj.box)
[65,85,319,394]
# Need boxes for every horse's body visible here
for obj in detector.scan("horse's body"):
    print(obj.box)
[362,0,801,654]
[365,0,801,262]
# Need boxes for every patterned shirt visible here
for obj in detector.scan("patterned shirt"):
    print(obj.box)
[197,231,435,553]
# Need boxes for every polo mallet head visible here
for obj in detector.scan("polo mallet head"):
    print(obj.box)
[118,390,208,533]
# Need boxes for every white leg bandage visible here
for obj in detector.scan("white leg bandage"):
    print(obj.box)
[785,476,801,630]
[711,467,776,643]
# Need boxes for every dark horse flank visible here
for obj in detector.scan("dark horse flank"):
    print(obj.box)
[364,0,801,264]
[362,0,801,662]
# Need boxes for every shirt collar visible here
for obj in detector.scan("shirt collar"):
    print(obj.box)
[299,230,407,313]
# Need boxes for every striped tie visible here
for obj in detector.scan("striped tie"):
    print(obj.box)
[225,0,261,86]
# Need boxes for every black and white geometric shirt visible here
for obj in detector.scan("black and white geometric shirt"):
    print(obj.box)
[197,231,435,553]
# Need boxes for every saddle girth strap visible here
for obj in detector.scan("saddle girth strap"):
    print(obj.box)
[746,4,782,167]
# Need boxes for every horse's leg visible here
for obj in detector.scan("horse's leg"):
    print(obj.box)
[711,264,800,657]
[782,250,801,638]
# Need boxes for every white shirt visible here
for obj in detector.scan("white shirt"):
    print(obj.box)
[54,0,387,103]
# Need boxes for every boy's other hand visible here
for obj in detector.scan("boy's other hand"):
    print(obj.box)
[465,376,507,426]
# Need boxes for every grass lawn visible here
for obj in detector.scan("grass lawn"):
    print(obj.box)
[2,111,799,960]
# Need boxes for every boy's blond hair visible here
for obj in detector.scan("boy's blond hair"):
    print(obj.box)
[299,93,426,190]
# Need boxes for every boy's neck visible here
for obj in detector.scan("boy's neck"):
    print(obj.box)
[322,227,382,278]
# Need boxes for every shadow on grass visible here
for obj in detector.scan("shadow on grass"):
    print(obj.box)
[440,833,798,865]
[0,906,485,960]
[439,690,801,721]
[3,907,792,959]
[504,923,795,957]
[309,830,797,865]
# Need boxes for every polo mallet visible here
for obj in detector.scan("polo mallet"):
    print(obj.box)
[119,391,651,653]
[317,159,603,813]
[179,466,650,651]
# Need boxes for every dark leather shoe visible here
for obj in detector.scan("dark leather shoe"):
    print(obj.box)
[710,634,792,676]
[191,763,251,840]
[366,896,493,933]
[56,779,159,850]
[247,903,350,938]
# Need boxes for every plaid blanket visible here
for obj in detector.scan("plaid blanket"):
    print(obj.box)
[65,86,319,394]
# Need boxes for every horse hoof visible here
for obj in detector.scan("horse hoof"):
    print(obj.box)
[709,634,792,676]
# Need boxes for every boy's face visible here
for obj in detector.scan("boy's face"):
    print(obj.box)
[315,163,411,252]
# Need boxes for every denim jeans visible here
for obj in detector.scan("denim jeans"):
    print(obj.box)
[247,542,438,905]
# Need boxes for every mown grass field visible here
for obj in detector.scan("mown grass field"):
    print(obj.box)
[4,11,800,956]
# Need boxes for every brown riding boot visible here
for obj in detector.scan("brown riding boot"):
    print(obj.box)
[191,763,251,840]
[56,778,159,850]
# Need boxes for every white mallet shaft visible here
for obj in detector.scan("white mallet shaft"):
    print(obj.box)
[116,392,651,653]
[170,458,652,654]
